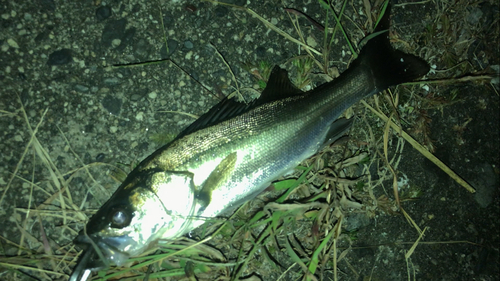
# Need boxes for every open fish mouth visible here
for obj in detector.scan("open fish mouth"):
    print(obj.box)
[69,245,102,281]
[70,234,135,281]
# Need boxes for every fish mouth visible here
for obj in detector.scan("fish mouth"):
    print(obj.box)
[70,233,132,280]
[69,240,106,281]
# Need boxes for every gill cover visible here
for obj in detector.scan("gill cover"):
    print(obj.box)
[73,169,197,268]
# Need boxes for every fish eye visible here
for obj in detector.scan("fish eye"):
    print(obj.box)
[109,208,131,228]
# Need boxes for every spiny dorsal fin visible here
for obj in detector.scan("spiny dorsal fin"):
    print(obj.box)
[177,66,302,138]
[176,97,252,138]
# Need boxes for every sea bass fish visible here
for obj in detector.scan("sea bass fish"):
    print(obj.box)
[70,4,429,280]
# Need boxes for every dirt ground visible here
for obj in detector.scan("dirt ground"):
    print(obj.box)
[0,0,498,280]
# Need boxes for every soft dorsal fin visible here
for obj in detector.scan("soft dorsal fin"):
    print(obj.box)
[260,66,303,101]
[176,66,302,138]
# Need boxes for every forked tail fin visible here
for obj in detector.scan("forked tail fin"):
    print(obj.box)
[354,2,430,91]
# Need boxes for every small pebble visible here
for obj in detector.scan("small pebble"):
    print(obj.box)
[75,84,89,92]
[95,153,106,162]
[103,77,121,86]
[255,46,266,57]
[135,111,144,121]
[214,6,228,17]
[7,38,19,48]
[40,0,56,12]
[111,38,121,47]
[101,18,127,47]
[101,95,122,115]
[96,6,112,21]
[184,40,194,49]
[47,49,72,65]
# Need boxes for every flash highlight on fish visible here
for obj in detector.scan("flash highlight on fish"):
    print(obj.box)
[70,3,429,280]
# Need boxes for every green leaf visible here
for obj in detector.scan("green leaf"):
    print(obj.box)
[284,236,305,265]
[317,0,330,11]
[308,229,334,274]
[273,179,297,190]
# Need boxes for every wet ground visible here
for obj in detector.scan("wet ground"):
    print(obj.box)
[0,0,498,280]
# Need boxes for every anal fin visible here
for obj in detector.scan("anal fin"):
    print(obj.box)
[321,118,354,149]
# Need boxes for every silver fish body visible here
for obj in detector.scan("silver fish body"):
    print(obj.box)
[70,4,429,279]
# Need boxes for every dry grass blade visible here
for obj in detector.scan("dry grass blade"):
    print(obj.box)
[55,124,108,199]
[0,109,19,118]
[18,147,36,257]
[157,110,199,119]
[382,111,401,207]
[208,43,245,102]
[0,262,67,277]
[405,226,428,260]
[0,97,95,279]
[245,7,321,56]
[0,106,48,207]
[401,207,422,235]
[332,215,343,281]
[205,0,322,56]
[284,10,325,72]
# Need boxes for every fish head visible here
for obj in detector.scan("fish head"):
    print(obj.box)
[74,169,197,269]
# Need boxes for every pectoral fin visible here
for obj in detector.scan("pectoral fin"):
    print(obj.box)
[197,152,237,211]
